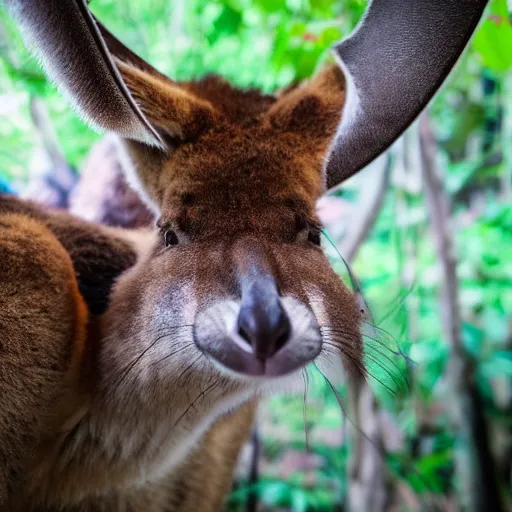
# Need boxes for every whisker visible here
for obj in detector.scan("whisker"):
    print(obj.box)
[363,343,410,384]
[321,329,408,386]
[323,336,405,395]
[374,284,414,326]
[313,245,412,376]
[106,325,194,402]
[319,230,409,362]
[149,341,196,368]
[322,325,389,347]
[322,330,409,389]
[313,360,436,498]
[362,352,407,393]
[326,345,367,375]
[145,323,195,338]
[314,361,365,437]
[321,325,411,364]
[361,320,413,363]
[321,342,399,397]
[316,359,387,442]
[361,321,399,342]
[319,344,370,388]
[301,368,311,453]
[318,229,436,498]
[173,377,221,430]
[173,352,204,386]
[364,338,413,363]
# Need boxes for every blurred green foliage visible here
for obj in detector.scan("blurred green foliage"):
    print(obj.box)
[1,0,511,510]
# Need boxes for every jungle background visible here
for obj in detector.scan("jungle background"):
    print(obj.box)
[0,0,511,510]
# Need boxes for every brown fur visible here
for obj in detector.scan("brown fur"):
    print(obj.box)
[120,63,345,216]
[0,196,137,316]
[166,401,256,512]
[0,213,87,504]
[117,60,219,141]
[0,62,362,511]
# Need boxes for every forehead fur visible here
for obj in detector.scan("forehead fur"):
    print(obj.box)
[121,63,345,234]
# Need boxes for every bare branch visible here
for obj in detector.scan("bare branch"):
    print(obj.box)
[29,97,73,183]
[22,97,76,208]
[246,426,260,512]
[337,152,393,512]
[419,112,505,512]
[341,153,392,265]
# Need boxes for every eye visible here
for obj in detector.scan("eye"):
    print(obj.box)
[307,230,321,246]
[163,229,179,248]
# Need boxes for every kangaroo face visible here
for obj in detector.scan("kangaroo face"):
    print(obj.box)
[105,94,362,386]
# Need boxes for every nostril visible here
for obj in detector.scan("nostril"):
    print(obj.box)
[236,301,291,360]
[273,306,291,351]
[274,318,291,353]
[274,331,288,353]
[237,323,252,346]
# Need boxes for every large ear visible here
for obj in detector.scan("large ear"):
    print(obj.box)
[268,64,345,144]
[324,0,488,190]
[5,0,217,148]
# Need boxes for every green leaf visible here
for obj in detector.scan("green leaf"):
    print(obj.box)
[472,0,512,72]
[291,489,309,512]
[255,0,287,14]
[289,21,307,37]
[480,352,512,379]
[208,5,243,43]
[320,26,342,46]
[260,481,292,505]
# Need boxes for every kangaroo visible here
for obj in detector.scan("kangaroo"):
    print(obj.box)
[0,0,487,510]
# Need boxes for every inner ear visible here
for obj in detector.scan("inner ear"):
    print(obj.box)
[268,64,346,139]
[112,62,223,213]
[116,61,219,142]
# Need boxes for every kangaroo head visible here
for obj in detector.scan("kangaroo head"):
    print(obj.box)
[68,76,359,420]
[7,0,487,399]
[108,62,359,380]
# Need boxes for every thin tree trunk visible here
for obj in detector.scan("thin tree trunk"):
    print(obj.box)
[341,154,392,512]
[246,426,260,512]
[419,113,505,512]
[25,97,76,207]
[396,130,421,343]
[340,154,392,262]
[347,383,389,512]
[29,97,74,185]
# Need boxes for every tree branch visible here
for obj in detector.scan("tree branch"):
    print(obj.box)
[419,112,505,512]
[246,426,260,512]
[337,153,393,512]
[24,97,76,207]
[341,153,392,265]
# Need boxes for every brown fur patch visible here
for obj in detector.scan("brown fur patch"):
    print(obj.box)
[0,213,87,504]
[186,75,276,123]
[119,63,345,223]
[0,196,137,316]
[167,401,256,511]
[268,64,346,138]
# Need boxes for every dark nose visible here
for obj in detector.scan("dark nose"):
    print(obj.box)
[237,276,291,361]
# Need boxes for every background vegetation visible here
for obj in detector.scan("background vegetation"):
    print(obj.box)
[1,0,511,510]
